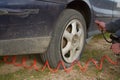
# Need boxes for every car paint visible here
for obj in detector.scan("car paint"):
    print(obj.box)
[88,0,114,36]
[113,0,120,19]
[0,0,119,55]
[0,2,65,39]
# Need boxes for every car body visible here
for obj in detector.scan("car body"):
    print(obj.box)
[0,0,120,67]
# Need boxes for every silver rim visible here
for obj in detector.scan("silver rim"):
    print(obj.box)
[61,19,85,63]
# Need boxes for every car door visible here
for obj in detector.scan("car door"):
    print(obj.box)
[113,0,120,20]
[0,0,65,38]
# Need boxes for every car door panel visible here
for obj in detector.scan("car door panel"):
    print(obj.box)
[0,0,65,40]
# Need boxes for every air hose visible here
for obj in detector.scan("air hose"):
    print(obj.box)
[101,30,112,43]
[0,55,118,73]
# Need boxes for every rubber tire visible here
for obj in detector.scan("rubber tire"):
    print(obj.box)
[40,9,86,68]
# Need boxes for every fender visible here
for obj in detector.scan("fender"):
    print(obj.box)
[0,0,92,17]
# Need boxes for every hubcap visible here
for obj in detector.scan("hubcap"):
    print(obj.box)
[61,19,84,63]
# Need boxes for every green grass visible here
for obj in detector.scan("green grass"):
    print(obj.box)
[93,32,110,39]
[0,74,14,80]
[0,69,50,80]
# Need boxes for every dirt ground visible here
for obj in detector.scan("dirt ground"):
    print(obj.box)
[0,35,120,80]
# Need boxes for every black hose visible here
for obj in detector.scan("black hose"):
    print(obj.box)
[101,31,112,43]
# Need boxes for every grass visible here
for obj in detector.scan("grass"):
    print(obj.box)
[0,69,50,80]
[0,34,119,80]
[80,33,120,80]
[93,32,111,39]
[0,74,13,80]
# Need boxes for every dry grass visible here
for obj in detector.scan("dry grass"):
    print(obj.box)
[0,34,119,80]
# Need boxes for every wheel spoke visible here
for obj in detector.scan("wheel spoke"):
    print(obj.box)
[69,46,78,60]
[77,28,83,37]
[70,49,75,58]
[63,30,73,41]
[62,42,71,55]
[71,21,77,35]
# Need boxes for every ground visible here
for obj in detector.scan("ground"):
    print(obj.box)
[0,34,119,80]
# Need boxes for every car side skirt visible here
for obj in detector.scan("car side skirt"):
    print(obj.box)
[0,37,51,55]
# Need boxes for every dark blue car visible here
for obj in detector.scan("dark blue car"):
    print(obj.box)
[0,0,120,68]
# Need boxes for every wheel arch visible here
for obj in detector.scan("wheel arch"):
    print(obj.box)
[66,0,92,30]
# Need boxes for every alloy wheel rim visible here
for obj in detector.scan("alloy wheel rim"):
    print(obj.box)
[61,19,85,63]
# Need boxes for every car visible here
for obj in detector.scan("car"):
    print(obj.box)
[0,0,120,68]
